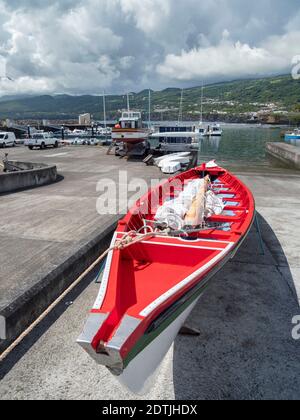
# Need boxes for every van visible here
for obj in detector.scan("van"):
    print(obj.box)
[0,132,17,148]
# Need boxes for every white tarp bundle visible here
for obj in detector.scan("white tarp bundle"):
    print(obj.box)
[155,179,225,230]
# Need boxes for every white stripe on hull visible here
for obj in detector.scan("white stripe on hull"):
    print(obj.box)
[117,295,203,395]
[112,131,149,141]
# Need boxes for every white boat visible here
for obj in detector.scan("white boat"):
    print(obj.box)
[112,111,150,145]
[155,153,192,174]
[151,88,205,140]
[151,126,204,139]
[285,129,300,140]
[153,152,191,166]
[205,124,223,137]
[66,129,88,138]
[112,94,150,146]
[157,155,191,169]
[161,161,182,174]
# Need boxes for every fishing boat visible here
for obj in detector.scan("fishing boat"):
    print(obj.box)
[112,110,150,146]
[285,128,300,141]
[112,93,150,146]
[77,162,255,393]
[205,124,223,137]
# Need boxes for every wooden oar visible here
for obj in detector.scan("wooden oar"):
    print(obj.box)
[184,175,210,226]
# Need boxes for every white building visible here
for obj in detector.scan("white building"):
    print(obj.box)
[79,113,91,125]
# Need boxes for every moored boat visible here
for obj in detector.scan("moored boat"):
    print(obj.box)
[204,123,223,137]
[285,128,300,141]
[77,162,255,393]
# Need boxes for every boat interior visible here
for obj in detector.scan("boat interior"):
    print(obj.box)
[93,167,254,346]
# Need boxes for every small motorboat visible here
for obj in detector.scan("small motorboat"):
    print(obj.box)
[153,152,191,166]
[160,160,182,174]
[154,152,192,174]
[78,162,255,393]
[285,129,300,141]
[205,124,223,137]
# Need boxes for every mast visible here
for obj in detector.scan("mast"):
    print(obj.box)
[200,82,204,125]
[103,92,107,129]
[148,89,151,128]
[178,89,183,124]
[127,93,130,112]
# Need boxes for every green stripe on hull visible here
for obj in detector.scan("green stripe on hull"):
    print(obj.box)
[124,282,209,368]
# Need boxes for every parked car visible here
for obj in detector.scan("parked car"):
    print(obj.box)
[0,132,17,148]
[72,138,86,145]
[25,132,59,150]
[87,139,99,146]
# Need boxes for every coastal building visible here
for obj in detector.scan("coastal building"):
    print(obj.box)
[79,113,91,125]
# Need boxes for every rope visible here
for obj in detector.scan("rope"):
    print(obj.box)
[0,245,113,362]
[0,230,166,362]
[0,221,219,361]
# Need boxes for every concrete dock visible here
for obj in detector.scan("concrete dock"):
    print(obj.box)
[0,146,300,400]
[266,142,300,170]
[0,146,164,350]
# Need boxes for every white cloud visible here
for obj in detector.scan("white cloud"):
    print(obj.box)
[157,30,300,82]
[120,0,170,33]
[0,0,300,96]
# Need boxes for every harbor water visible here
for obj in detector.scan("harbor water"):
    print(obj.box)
[150,123,283,171]
[197,124,282,165]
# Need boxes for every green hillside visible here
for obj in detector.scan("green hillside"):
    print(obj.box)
[0,74,299,121]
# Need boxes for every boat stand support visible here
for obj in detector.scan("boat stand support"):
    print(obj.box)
[254,212,265,255]
[106,141,117,155]
[179,325,201,336]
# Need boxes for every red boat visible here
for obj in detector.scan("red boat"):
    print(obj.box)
[78,162,255,393]
[112,111,150,145]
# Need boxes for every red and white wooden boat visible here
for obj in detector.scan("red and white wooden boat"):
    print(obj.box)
[112,111,150,145]
[78,162,255,393]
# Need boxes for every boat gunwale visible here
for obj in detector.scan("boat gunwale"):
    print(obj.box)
[81,164,256,370]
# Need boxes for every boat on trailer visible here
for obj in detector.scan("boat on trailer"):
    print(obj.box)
[77,162,255,393]
[112,111,150,145]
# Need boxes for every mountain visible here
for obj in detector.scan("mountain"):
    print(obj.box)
[0,75,299,121]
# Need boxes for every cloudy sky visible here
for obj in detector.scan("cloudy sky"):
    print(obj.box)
[0,0,300,96]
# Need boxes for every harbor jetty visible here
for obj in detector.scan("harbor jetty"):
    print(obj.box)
[266,142,300,170]
[0,145,299,399]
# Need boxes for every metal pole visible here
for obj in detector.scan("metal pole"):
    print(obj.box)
[200,82,204,125]
[148,89,151,128]
[103,92,107,129]
[178,89,183,124]
[127,93,130,112]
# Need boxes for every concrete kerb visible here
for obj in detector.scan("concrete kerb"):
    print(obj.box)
[0,160,58,194]
[266,142,300,170]
[0,216,120,353]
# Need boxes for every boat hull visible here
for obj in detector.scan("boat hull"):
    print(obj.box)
[118,296,201,394]
[285,134,300,140]
[112,128,150,144]
[151,131,203,139]
[77,163,255,393]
